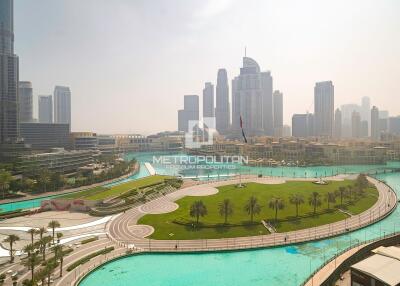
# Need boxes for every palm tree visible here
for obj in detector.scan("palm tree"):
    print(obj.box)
[218,199,234,224]
[189,201,208,224]
[48,220,60,245]
[22,243,35,258]
[38,169,51,193]
[336,186,346,206]
[0,170,13,199]
[289,194,305,217]
[40,236,52,261]
[56,232,63,244]
[325,192,336,209]
[244,196,261,223]
[22,252,40,281]
[45,261,56,286]
[27,228,38,244]
[268,197,285,221]
[308,192,322,214]
[38,227,47,240]
[52,244,64,277]
[3,234,20,262]
[347,185,354,202]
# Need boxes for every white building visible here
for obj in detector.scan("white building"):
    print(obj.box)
[232,57,273,136]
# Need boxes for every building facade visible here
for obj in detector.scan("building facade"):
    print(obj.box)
[232,57,273,136]
[334,108,342,139]
[215,68,230,134]
[351,111,361,138]
[20,122,70,150]
[178,95,199,132]
[54,86,71,127]
[18,81,33,123]
[202,82,214,118]
[273,90,283,137]
[38,95,53,123]
[371,106,380,141]
[0,0,19,144]
[314,81,334,137]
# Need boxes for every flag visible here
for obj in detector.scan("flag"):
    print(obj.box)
[240,116,247,143]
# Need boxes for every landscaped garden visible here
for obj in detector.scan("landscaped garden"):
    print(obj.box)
[138,175,378,239]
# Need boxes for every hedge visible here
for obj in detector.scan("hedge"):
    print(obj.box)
[66,247,114,271]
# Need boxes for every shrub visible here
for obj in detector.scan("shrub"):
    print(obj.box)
[66,247,114,272]
[81,237,99,244]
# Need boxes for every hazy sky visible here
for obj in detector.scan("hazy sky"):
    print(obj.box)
[15,0,400,134]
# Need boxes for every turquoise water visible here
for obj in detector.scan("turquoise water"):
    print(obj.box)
[79,170,400,286]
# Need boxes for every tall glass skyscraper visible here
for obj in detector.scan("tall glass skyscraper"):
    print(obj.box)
[54,86,71,128]
[0,0,19,144]
[215,69,230,134]
[314,81,334,137]
[18,81,33,123]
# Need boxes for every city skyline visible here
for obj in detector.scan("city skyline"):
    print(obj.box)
[13,0,400,134]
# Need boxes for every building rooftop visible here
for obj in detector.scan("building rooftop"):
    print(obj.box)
[351,246,400,286]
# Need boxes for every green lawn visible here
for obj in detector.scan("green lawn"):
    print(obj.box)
[139,180,378,240]
[59,175,171,201]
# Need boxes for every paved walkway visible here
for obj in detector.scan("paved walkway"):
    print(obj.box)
[108,176,398,252]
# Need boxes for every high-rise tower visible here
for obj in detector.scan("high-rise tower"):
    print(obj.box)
[38,95,53,123]
[215,69,230,134]
[273,90,283,137]
[54,86,71,128]
[202,82,214,118]
[0,0,19,144]
[314,81,334,137]
[18,81,33,123]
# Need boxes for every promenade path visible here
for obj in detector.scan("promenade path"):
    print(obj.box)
[108,176,397,252]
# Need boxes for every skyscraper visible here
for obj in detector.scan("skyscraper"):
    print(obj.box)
[273,90,283,137]
[0,0,19,144]
[202,82,214,118]
[314,81,334,137]
[371,106,380,141]
[361,96,370,135]
[351,111,361,138]
[334,108,342,139]
[18,81,33,123]
[215,69,230,134]
[54,86,71,127]
[232,57,273,136]
[177,95,199,132]
[38,95,53,123]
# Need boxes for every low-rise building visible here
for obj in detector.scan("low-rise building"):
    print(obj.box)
[70,132,98,150]
[19,148,96,174]
[20,122,70,150]
[350,246,400,286]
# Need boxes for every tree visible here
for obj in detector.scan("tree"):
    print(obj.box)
[22,252,41,282]
[325,192,336,209]
[3,234,20,262]
[56,232,63,244]
[27,228,38,245]
[356,174,369,189]
[268,197,285,221]
[48,220,60,245]
[45,261,56,286]
[308,192,322,214]
[336,187,346,206]
[0,169,13,199]
[347,185,354,202]
[218,199,234,224]
[244,196,261,223]
[52,244,64,277]
[38,169,51,193]
[289,194,305,217]
[39,236,52,261]
[189,201,208,224]
[22,243,35,258]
